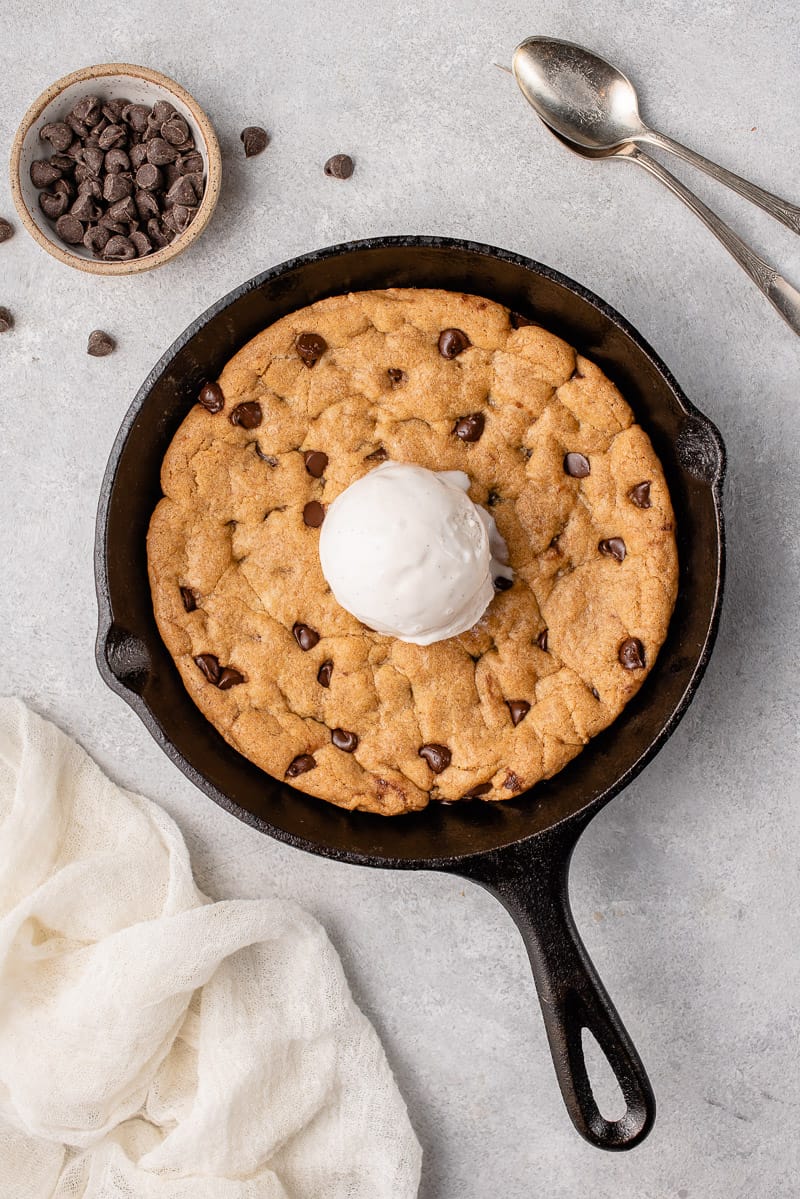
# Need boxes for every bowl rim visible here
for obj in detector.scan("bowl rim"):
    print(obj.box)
[9,61,222,276]
[95,235,726,869]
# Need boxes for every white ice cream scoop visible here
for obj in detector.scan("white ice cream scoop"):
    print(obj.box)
[318,461,512,645]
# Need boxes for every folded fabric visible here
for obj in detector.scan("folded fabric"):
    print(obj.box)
[0,699,421,1198]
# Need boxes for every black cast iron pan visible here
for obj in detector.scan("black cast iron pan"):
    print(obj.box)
[95,237,725,1151]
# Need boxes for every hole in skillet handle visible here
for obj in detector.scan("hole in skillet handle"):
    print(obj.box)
[104,624,151,695]
[455,823,656,1150]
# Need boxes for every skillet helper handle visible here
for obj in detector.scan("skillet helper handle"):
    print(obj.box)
[463,825,655,1150]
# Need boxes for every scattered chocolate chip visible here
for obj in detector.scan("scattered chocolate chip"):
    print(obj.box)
[453,412,485,442]
[365,446,388,462]
[198,381,224,413]
[229,401,262,429]
[506,700,530,727]
[510,311,535,329]
[54,214,85,244]
[0,219,14,243]
[503,771,523,793]
[418,743,452,774]
[331,727,359,752]
[317,660,333,688]
[598,537,626,562]
[536,628,548,652]
[30,159,62,188]
[218,667,245,690]
[180,586,197,612]
[618,637,646,670]
[241,125,270,157]
[87,329,116,357]
[629,481,652,509]
[194,653,221,684]
[103,234,136,261]
[461,781,492,799]
[487,489,501,507]
[0,307,13,333]
[303,500,325,528]
[494,575,513,592]
[324,153,354,179]
[564,452,590,478]
[286,753,317,778]
[387,367,406,384]
[293,622,320,651]
[438,327,471,358]
[39,121,73,153]
[295,331,328,368]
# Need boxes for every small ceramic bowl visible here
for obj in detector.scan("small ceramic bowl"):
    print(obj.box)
[10,63,222,276]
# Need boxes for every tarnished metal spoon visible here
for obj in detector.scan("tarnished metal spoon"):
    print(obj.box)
[511,37,800,336]
[512,36,800,234]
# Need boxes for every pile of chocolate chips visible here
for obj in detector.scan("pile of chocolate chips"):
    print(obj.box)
[30,94,206,261]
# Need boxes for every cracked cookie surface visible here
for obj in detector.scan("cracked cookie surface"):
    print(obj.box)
[147,288,678,815]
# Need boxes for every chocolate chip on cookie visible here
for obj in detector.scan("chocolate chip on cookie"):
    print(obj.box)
[317,660,333,687]
[295,332,327,367]
[510,311,535,329]
[503,771,523,792]
[198,381,224,413]
[229,401,262,429]
[618,637,646,670]
[303,501,325,528]
[487,490,501,507]
[564,452,590,478]
[365,447,388,462]
[303,450,328,477]
[591,687,601,700]
[180,586,198,612]
[286,753,317,777]
[598,537,626,562]
[494,575,513,592]
[255,446,279,465]
[331,727,359,752]
[418,743,452,773]
[217,666,245,690]
[461,781,492,799]
[293,622,320,651]
[629,481,652,508]
[506,700,531,727]
[387,368,406,384]
[453,412,485,442]
[536,628,548,652]
[438,327,470,358]
[194,653,222,684]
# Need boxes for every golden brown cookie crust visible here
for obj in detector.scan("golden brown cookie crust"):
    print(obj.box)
[147,288,678,815]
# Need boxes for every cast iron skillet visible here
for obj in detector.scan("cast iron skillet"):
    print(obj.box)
[95,237,725,1151]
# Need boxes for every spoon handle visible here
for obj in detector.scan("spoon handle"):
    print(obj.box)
[631,146,800,336]
[642,129,800,235]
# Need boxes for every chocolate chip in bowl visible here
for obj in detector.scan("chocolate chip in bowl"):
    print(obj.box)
[10,63,221,275]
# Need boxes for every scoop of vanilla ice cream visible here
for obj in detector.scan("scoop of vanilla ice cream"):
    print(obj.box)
[318,461,512,645]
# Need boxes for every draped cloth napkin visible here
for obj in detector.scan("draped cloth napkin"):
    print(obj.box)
[0,699,421,1198]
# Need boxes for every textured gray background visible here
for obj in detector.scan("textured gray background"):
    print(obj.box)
[1,1,799,1195]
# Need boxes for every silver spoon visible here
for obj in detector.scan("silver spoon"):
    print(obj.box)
[512,37,800,234]
[511,38,800,336]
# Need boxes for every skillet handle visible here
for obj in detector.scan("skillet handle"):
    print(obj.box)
[457,822,655,1150]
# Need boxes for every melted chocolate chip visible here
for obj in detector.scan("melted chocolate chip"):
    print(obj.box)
[194,653,221,684]
[295,331,327,367]
[487,490,501,506]
[591,687,601,700]
[438,327,471,358]
[317,660,333,687]
[494,575,513,592]
[218,667,245,690]
[598,537,626,562]
[180,586,197,612]
[506,700,531,727]
[198,381,224,413]
[255,446,279,465]
[453,412,485,442]
[461,781,492,799]
[365,447,388,462]
[510,311,535,329]
[564,452,590,478]
[387,367,406,384]
[536,628,548,652]
[293,622,320,651]
[503,771,523,792]
[286,753,317,778]
[418,743,452,774]
[331,727,359,753]
[629,481,652,508]
[303,500,325,528]
[229,401,262,429]
[618,637,646,670]
[303,450,328,477]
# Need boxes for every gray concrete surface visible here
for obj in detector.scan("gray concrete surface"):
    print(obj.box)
[2,1,799,1195]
